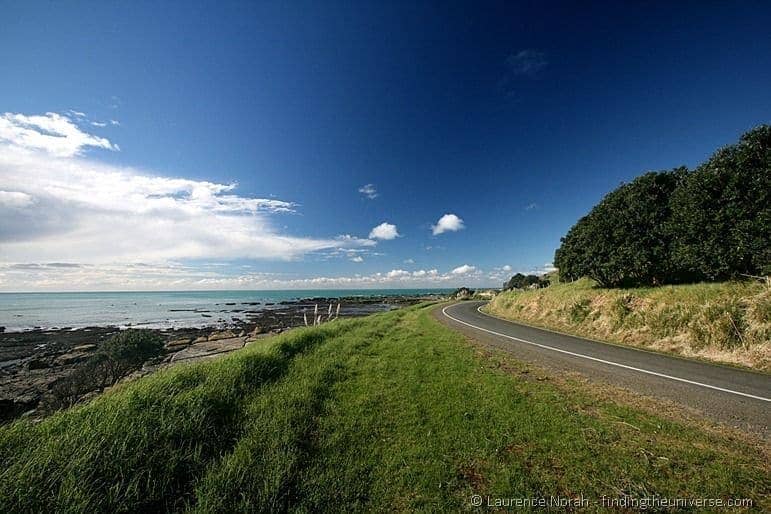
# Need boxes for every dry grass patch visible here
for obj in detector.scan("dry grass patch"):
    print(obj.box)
[487,279,771,371]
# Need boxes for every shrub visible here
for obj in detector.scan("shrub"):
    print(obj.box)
[45,330,164,411]
[569,299,591,323]
[100,329,164,383]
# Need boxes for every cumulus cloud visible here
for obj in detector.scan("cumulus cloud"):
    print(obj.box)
[502,264,512,271]
[350,256,364,263]
[451,264,476,275]
[369,222,399,240]
[0,114,373,269]
[0,111,118,157]
[358,183,378,199]
[431,213,465,235]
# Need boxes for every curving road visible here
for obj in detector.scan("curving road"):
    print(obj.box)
[437,301,771,438]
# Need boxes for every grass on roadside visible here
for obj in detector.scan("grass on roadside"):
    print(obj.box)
[0,304,768,512]
[487,279,771,371]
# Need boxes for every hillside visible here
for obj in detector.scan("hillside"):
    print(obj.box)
[487,279,770,371]
[1,304,768,512]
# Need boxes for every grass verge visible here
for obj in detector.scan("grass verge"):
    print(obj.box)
[1,304,768,512]
[486,279,771,371]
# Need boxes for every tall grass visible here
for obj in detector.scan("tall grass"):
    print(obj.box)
[487,279,771,370]
[1,305,768,512]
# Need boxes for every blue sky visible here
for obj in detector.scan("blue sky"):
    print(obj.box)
[1,1,770,291]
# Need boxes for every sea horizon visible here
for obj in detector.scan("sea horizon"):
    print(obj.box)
[0,288,457,332]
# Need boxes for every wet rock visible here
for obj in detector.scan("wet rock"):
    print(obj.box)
[208,330,236,341]
[1,398,37,422]
[26,359,50,371]
[169,336,246,363]
[165,337,192,350]
[72,344,97,352]
[54,351,91,366]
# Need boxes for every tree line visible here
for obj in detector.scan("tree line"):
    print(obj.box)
[554,125,770,287]
[503,273,549,291]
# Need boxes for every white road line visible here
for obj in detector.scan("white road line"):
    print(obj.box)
[442,304,771,403]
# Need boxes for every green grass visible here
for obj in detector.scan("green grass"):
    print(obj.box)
[487,279,771,371]
[1,305,768,512]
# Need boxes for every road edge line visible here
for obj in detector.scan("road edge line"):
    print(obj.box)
[442,304,770,403]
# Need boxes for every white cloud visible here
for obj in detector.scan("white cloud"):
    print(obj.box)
[350,256,364,263]
[431,213,465,235]
[335,234,377,247]
[358,183,378,199]
[0,191,34,208]
[502,264,512,271]
[403,258,415,264]
[0,115,373,269]
[369,222,399,240]
[0,262,494,292]
[91,121,108,127]
[0,111,117,157]
[451,264,476,275]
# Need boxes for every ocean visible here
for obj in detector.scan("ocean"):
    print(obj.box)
[0,289,452,332]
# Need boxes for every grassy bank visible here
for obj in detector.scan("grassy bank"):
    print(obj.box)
[0,305,768,512]
[486,279,771,371]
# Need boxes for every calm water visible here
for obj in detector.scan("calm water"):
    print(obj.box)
[0,289,452,332]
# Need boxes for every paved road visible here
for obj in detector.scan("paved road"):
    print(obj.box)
[437,301,771,438]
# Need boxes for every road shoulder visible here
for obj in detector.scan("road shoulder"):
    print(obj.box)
[431,302,771,443]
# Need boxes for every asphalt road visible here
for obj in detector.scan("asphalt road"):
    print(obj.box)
[437,301,771,438]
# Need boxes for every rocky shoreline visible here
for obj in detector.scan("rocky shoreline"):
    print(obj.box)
[0,294,440,422]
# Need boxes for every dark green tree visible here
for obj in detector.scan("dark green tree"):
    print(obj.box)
[555,169,686,287]
[669,125,771,280]
[503,273,542,290]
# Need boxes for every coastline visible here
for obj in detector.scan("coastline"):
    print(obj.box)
[0,293,444,422]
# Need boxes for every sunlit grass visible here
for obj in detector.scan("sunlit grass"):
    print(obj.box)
[1,305,767,512]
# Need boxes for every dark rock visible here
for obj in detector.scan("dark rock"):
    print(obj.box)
[72,344,97,352]
[27,359,50,371]
[54,351,91,366]
[208,330,236,341]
